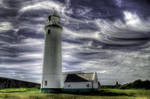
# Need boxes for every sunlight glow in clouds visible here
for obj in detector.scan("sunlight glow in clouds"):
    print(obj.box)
[0,22,13,31]
[124,11,141,26]
[20,1,62,12]
[123,11,150,32]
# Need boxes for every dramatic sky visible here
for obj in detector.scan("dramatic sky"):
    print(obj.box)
[0,0,150,85]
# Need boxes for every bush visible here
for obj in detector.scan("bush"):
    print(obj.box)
[119,79,150,89]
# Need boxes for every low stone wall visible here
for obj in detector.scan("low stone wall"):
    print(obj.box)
[0,77,40,89]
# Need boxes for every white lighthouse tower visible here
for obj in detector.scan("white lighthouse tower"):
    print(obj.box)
[41,11,63,93]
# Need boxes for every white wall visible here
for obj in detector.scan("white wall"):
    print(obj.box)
[64,82,92,89]
[93,82,99,88]
[41,24,62,88]
[64,82,98,89]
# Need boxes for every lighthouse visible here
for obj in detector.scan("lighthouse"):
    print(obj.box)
[41,11,63,93]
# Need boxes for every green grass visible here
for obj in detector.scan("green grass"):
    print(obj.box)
[100,89,150,96]
[0,88,150,99]
[0,88,39,93]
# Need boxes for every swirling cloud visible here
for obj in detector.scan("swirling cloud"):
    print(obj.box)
[0,0,150,85]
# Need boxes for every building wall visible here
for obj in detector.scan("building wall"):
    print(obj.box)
[93,81,99,88]
[64,82,99,89]
[64,82,92,89]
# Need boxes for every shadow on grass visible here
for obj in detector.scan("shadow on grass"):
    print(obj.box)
[65,92,132,96]
[0,94,20,99]
[0,90,27,93]
[49,90,134,97]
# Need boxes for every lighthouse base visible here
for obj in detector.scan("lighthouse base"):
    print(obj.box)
[40,88,62,93]
[62,88,98,94]
[40,88,98,93]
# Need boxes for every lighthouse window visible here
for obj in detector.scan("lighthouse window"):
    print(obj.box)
[48,30,51,34]
[45,81,47,86]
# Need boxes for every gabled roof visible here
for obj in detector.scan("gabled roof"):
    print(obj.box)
[77,73,95,81]
[64,72,96,82]
[65,74,89,82]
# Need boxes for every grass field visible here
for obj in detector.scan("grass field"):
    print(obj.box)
[0,88,150,99]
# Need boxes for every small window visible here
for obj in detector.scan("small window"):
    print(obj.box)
[45,81,47,86]
[68,84,71,87]
[86,84,89,88]
[48,30,51,34]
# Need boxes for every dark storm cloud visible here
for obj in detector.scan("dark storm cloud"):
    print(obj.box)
[61,0,150,49]
[0,0,23,29]
[0,58,37,64]
[17,28,44,39]
[119,0,150,19]
[0,66,41,82]
[0,8,18,18]
[76,52,114,60]
[0,30,18,42]
[65,0,123,20]
[0,0,44,82]
[19,9,49,18]
[18,9,49,25]
[62,21,99,32]
[2,0,22,8]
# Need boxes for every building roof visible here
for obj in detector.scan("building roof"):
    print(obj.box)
[64,72,96,82]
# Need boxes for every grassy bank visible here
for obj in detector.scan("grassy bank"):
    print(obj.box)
[0,88,150,99]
